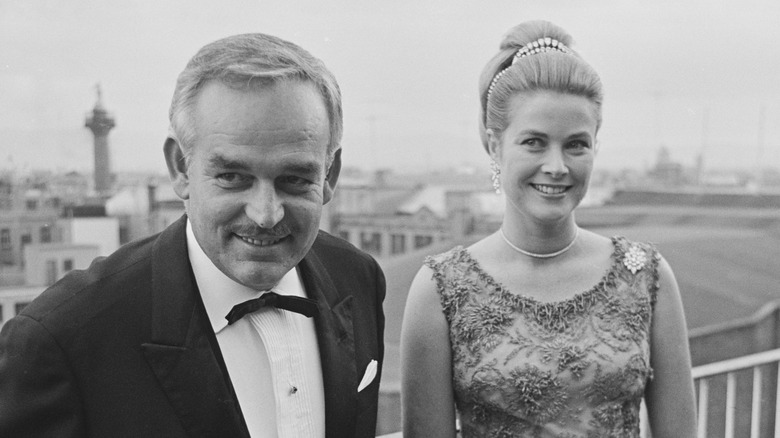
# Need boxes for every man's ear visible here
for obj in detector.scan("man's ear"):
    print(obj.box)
[163,137,190,201]
[322,148,341,205]
[486,128,501,162]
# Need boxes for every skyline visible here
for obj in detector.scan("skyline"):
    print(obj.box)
[2,0,779,176]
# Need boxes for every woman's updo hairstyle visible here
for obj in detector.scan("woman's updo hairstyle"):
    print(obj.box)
[479,20,603,152]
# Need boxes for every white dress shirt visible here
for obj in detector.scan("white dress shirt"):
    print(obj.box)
[186,221,325,438]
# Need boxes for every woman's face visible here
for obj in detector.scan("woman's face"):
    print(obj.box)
[489,90,598,225]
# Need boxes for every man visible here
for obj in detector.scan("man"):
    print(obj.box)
[0,33,385,438]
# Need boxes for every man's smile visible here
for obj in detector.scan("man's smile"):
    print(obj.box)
[237,234,286,247]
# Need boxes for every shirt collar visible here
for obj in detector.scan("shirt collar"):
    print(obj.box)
[186,219,304,334]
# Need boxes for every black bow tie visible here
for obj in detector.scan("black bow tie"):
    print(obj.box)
[225,292,319,325]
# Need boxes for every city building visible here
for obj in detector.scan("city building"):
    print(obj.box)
[331,171,502,259]
[0,180,63,272]
[23,243,100,287]
[0,286,41,328]
[106,179,184,244]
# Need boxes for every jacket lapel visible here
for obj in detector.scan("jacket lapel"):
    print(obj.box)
[140,216,248,438]
[299,248,358,438]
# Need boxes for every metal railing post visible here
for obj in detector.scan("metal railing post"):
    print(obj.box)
[697,379,709,438]
[751,366,762,438]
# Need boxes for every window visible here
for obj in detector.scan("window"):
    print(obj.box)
[15,302,31,315]
[20,234,31,267]
[0,304,3,325]
[338,230,349,242]
[26,199,37,210]
[63,259,74,272]
[414,235,433,249]
[40,225,51,243]
[1,228,10,250]
[391,234,406,255]
[360,232,381,254]
[46,259,58,285]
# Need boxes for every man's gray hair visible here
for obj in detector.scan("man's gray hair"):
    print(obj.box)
[168,33,343,163]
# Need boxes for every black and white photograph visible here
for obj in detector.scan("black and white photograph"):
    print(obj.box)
[1,1,779,437]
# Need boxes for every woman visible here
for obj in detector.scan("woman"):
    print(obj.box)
[400,21,697,437]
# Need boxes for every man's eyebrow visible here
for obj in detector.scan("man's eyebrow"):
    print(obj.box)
[286,161,323,176]
[207,154,324,176]
[207,155,248,170]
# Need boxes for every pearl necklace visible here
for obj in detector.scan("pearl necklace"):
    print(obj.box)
[499,227,579,259]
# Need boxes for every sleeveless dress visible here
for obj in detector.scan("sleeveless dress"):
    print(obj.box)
[425,236,659,438]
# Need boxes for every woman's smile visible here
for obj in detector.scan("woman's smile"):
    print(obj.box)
[530,183,570,195]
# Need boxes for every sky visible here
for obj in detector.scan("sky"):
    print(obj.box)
[2,0,780,176]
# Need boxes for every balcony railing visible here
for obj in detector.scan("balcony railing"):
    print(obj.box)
[691,347,780,438]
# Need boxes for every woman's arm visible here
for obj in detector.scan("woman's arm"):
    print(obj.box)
[400,266,457,438]
[645,256,698,437]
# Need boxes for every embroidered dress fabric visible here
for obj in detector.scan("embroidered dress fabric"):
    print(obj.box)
[425,237,659,438]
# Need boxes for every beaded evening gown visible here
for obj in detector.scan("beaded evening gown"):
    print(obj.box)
[425,236,658,438]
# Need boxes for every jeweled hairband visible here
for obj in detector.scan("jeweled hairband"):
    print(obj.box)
[486,37,570,104]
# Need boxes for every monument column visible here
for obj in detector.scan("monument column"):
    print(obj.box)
[85,84,116,195]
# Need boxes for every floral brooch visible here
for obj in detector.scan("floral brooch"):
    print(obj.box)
[623,244,648,274]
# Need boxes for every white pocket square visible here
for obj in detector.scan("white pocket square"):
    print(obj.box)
[357,359,378,392]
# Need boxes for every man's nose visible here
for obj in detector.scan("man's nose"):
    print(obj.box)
[245,182,284,229]
[540,148,569,178]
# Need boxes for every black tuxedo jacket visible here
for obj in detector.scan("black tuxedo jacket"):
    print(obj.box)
[0,215,385,437]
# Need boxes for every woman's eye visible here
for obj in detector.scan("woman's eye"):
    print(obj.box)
[567,141,590,151]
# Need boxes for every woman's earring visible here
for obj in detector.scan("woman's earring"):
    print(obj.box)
[490,160,501,194]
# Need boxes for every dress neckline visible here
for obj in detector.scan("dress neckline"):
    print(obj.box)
[455,235,625,309]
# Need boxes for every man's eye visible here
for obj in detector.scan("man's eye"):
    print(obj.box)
[216,173,250,187]
[281,176,312,186]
